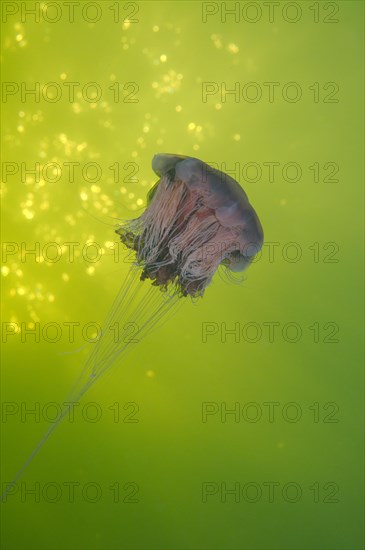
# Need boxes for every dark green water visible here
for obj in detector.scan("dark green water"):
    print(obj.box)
[1,1,364,549]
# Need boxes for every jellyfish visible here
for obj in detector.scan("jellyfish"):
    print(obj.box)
[1,154,263,500]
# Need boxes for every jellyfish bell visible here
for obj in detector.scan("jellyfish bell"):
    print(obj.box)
[116,153,264,296]
[1,154,263,500]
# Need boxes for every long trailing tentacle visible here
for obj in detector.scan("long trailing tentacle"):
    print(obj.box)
[1,264,184,501]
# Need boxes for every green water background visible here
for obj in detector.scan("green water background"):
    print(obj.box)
[1,1,364,549]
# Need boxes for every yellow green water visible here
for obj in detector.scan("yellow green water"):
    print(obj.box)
[1,1,364,549]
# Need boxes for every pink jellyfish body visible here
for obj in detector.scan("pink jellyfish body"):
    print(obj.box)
[1,154,263,499]
[117,154,263,296]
